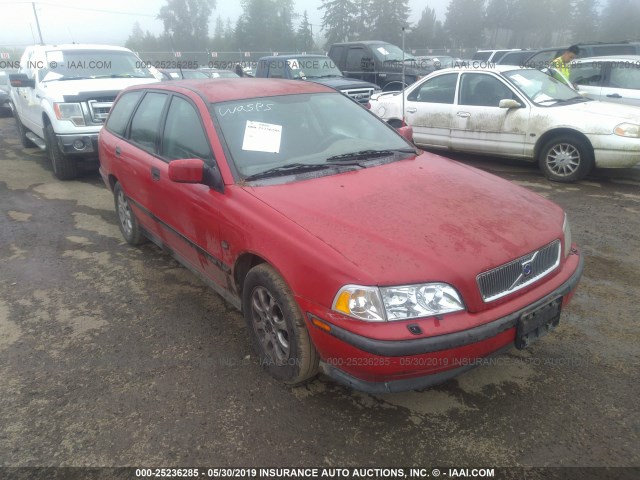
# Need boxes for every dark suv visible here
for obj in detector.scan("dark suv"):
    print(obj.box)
[328,41,432,91]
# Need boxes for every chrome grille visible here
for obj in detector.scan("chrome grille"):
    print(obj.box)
[87,99,114,123]
[342,87,375,103]
[477,240,561,302]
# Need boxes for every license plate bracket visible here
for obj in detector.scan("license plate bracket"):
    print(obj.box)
[516,296,562,349]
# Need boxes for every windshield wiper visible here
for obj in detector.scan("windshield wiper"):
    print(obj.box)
[48,76,93,81]
[244,163,340,181]
[326,148,416,162]
[537,96,588,105]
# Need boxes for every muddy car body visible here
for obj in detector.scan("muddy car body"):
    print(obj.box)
[98,78,583,393]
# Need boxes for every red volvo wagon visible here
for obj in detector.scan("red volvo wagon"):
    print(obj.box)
[98,79,583,393]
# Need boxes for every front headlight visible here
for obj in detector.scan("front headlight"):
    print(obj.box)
[563,213,572,258]
[54,102,85,126]
[613,123,640,138]
[333,283,464,322]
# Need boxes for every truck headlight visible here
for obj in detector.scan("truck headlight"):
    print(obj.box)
[563,213,572,258]
[54,102,85,126]
[333,283,464,322]
[614,123,640,138]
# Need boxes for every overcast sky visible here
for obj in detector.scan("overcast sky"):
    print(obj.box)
[0,0,450,47]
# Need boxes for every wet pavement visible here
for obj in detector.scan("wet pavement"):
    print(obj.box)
[0,114,639,470]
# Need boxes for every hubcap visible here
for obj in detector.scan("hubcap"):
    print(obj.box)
[117,190,133,236]
[546,143,581,177]
[250,286,290,366]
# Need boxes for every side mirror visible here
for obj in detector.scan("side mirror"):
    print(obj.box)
[397,125,414,142]
[9,73,35,89]
[168,158,224,192]
[499,99,522,109]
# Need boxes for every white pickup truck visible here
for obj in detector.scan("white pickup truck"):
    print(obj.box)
[10,44,159,179]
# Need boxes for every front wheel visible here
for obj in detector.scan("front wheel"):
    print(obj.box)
[44,123,80,180]
[13,108,36,148]
[243,264,319,385]
[538,135,594,183]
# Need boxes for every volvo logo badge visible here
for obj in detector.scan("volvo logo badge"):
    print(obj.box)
[522,261,533,277]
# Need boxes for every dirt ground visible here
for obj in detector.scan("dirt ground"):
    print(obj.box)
[0,114,638,473]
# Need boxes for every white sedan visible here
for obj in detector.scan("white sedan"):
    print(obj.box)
[369,66,640,182]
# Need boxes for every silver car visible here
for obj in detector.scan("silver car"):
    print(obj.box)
[569,56,640,107]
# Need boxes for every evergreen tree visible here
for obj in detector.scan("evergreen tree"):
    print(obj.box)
[409,7,437,49]
[444,0,485,48]
[570,0,599,44]
[600,0,640,42]
[157,0,216,51]
[319,0,357,46]
[296,11,315,52]
[368,0,410,45]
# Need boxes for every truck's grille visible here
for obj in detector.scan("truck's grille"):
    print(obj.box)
[342,87,375,103]
[477,240,561,302]
[87,99,115,123]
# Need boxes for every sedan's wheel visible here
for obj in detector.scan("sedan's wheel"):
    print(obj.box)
[243,264,319,385]
[538,135,593,183]
[113,182,146,245]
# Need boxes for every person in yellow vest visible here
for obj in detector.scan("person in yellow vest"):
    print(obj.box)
[551,45,580,83]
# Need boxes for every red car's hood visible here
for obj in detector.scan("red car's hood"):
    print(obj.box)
[243,153,564,306]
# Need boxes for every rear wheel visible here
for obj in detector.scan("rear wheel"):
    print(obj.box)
[44,123,80,180]
[538,135,594,183]
[114,182,146,245]
[243,263,319,385]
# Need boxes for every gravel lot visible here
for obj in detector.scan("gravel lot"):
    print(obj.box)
[0,114,638,474]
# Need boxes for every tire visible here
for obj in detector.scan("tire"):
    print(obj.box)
[538,135,594,183]
[387,119,403,129]
[242,263,319,385]
[14,108,36,148]
[44,123,80,180]
[113,182,146,246]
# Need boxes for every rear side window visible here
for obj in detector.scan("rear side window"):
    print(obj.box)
[106,91,143,137]
[129,92,168,153]
[609,64,640,89]
[570,62,604,86]
[407,73,458,104]
[162,96,212,162]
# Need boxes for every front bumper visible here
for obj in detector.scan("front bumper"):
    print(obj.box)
[309,251,584,394]
[56,133,99,155]
[591,134,640,168]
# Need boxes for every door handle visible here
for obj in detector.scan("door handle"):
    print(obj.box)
[457,112,471,118]
[151,167,160,181]
[36,94,42,99]
[606,93,622,98]
[406,107,417,113]
[115,146,121,156]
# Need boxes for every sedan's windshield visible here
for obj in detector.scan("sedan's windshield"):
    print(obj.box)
[212,93,414,181]
[40,50,154,82]
[373,44,415,62]
[503,69,583,105]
